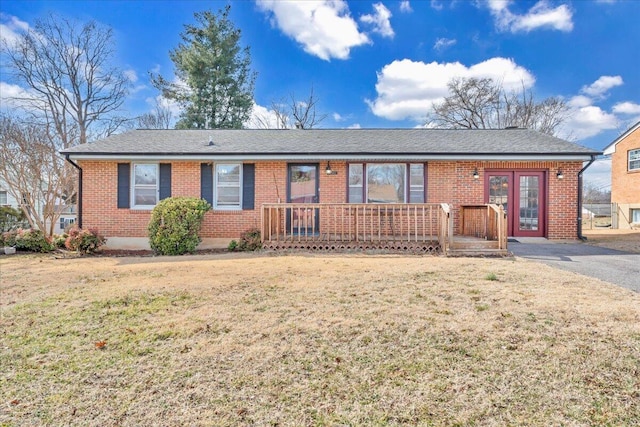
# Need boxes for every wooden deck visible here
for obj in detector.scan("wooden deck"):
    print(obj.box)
[261,203,508,256]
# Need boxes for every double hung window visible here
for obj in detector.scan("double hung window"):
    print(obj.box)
[215,163,242,209]
[132,163,158,208]
[629,149,640,171]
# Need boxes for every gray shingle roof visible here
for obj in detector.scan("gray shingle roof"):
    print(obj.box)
[62,128,600,159]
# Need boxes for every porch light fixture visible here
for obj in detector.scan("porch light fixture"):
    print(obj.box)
[472,168,479,180]
[326,161,338,175]
[557,169,564,180]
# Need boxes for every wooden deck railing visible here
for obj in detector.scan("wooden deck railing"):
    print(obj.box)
[459,204,508,250]
[261,203,452,251]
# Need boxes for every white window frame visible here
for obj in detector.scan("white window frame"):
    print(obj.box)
[131,163,159,209]
[214,163,242,210]
[409,163,425,203]
[629,149,640,171]
[0,190,7,205]
[631,209,640,224]
[59,217,76,231]
[348,163,364,203]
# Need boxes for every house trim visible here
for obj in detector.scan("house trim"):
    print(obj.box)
[603,120,640,155]
[66,153,595,162]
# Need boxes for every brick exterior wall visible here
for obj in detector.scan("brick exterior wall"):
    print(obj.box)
[78,159,582,244]
[610,128,640,205]
[609,127,640,228]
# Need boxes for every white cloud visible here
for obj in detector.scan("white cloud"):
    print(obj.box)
[559,76,632,141]
[567,95,593,108]
[333,112,344,121]
[581,75,623,98]
[256,0,369,61]
[583,158,611,190]
[123,69,138,83]
[360,3,394,38]
[366,57,535,121]
[558,105,618,140]
[613,101,640,115]
[0,14,29,46]
[430,0,444,11]
[145,94,181,120]
[487,0,573,33]
[400,1,412,13]
[245,102,282,129]
[347,123,361,129]
[433,37,456,51]
[0,82,37,109]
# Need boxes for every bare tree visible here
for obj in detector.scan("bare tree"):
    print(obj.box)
[136,101,174,129]
[2,14,130,148]
[0,115,74,237]
[251,86,327,129]
[289,86,327,129]
[1,14,130,236]
[429,77,567,136]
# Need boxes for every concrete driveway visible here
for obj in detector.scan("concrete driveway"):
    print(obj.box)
[509,239,640,293]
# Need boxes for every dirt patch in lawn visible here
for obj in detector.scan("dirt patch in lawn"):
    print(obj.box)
[582,229,640,253]
[1,253,639,426]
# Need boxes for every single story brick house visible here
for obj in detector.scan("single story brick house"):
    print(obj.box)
[62,128,599,250]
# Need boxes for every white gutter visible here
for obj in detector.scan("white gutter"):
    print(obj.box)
[67,154,596,162]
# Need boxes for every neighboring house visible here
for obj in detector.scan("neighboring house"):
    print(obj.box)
[53,204,77,234]
[0,181,19,209]
[1,179,76,235]
[603,121,640,229]
[61,128,599,250]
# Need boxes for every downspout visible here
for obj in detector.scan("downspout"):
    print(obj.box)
[64,155,82,229]
[577,155,597,241]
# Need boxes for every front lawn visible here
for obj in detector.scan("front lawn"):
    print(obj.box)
[1,253,638,426]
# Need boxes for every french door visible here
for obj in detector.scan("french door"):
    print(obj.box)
[486,171,546,237]
[287,164,319,234]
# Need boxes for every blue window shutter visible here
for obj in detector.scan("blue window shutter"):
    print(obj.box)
[117,163,130,209]
[159,163,171,200]
[242,164,255,210]
[200,163,213,206]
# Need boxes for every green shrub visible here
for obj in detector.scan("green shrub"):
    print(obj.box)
[53,233,68,249]
[235,228,262,251]
[65,226,106,254]
[227,240,238,251]
[148,197,211,255]
[0,206,28,232]
[3,228,54,252]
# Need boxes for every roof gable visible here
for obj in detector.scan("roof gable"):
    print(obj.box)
[603,121,640,155]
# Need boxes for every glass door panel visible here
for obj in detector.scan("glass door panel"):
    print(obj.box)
[518,176,539,231]
[514,172,545,237]
[488,174,512,236]
[287,164,319,235]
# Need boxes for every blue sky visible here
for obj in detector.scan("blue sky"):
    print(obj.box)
[2,0,639,187]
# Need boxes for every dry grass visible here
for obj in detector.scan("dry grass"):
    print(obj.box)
[583,229,640,253]
[1,252,639,426]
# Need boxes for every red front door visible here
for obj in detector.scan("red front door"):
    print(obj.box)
[486,171,546,238]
